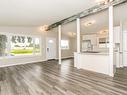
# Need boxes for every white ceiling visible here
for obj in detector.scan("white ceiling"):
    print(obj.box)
[62,3,127,35]
[0,0,98,26]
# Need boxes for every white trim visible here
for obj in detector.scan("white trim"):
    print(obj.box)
[0,54,42,60]
[0,33,42,58]
[0,59,46,68]
[61,40,70,50]
[58,25,62,64]
[76,18,81,53]
[0,32,42,38]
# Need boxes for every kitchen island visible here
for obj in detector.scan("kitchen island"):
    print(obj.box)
[74,52,110,75]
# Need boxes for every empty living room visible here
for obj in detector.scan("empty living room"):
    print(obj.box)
[0,0,127,95]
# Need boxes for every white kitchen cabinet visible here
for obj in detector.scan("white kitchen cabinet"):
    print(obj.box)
[74,53,110,76]
[114,26,120,43]
[123,32,127,50]
[82,34,97,45]
[123,32,127,66]
[123,52,127,66]
[114,52,120,68]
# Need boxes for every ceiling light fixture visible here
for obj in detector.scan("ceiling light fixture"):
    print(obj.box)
[84,20,95,27]
[98,29,108,34]
[40,25,48,32]
[68,32,76,37]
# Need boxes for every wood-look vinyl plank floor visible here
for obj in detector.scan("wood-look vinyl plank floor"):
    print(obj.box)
[0,59,127,95]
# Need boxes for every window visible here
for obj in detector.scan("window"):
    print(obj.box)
[10,36,34,56]
[0,33,41,57]
[61,40,69,49]
[0,34,7,57]
[34,38,41,54]
[99,38,109,48]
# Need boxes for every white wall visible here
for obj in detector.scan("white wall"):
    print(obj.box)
[0,26,46,67]
[0,26,76,67]
[47,28,76,59]
[61,35,76,58]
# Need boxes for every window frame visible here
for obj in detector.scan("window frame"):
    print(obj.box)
[0,32,42,58]
[61,40,69,50]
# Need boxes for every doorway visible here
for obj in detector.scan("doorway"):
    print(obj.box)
[46,37,56,60]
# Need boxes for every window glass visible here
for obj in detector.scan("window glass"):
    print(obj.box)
[61,40,69,49]
[10,36,34,56]
[0,34,7,57]
[0,34,41,57]
[34,38,41,54]
[99,38,109,48]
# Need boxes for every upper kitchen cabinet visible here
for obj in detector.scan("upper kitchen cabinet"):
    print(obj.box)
[114,26,120,43]
[82,34,97,52]
[82,34,97,45]
[96,29,109,49]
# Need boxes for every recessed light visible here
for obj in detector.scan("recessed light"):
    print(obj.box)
[84,20,95,27]
[98,29,108,34]
[49,40,54,43]
[68,32,76,37]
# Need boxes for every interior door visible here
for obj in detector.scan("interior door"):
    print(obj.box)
[123,32,127,66]
[46,37,56,60]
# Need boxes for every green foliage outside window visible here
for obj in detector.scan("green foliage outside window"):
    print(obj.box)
[0,35,7,56]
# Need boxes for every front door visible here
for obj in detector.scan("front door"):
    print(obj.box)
[46,37,56,60]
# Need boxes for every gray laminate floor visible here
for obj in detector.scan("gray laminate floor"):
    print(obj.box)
[0,59,127,95]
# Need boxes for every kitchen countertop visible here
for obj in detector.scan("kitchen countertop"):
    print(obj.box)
[79,52,109,55]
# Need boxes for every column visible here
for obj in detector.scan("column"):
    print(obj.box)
[58,25,62,64]
[77,18,81,53]
[109,1,114,76]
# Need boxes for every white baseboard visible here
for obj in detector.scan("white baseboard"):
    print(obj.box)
[0,56,74,68]
[0,59,47,68]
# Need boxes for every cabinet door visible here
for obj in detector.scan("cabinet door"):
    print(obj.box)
[82,35,97,45]
[123,52,127,66]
